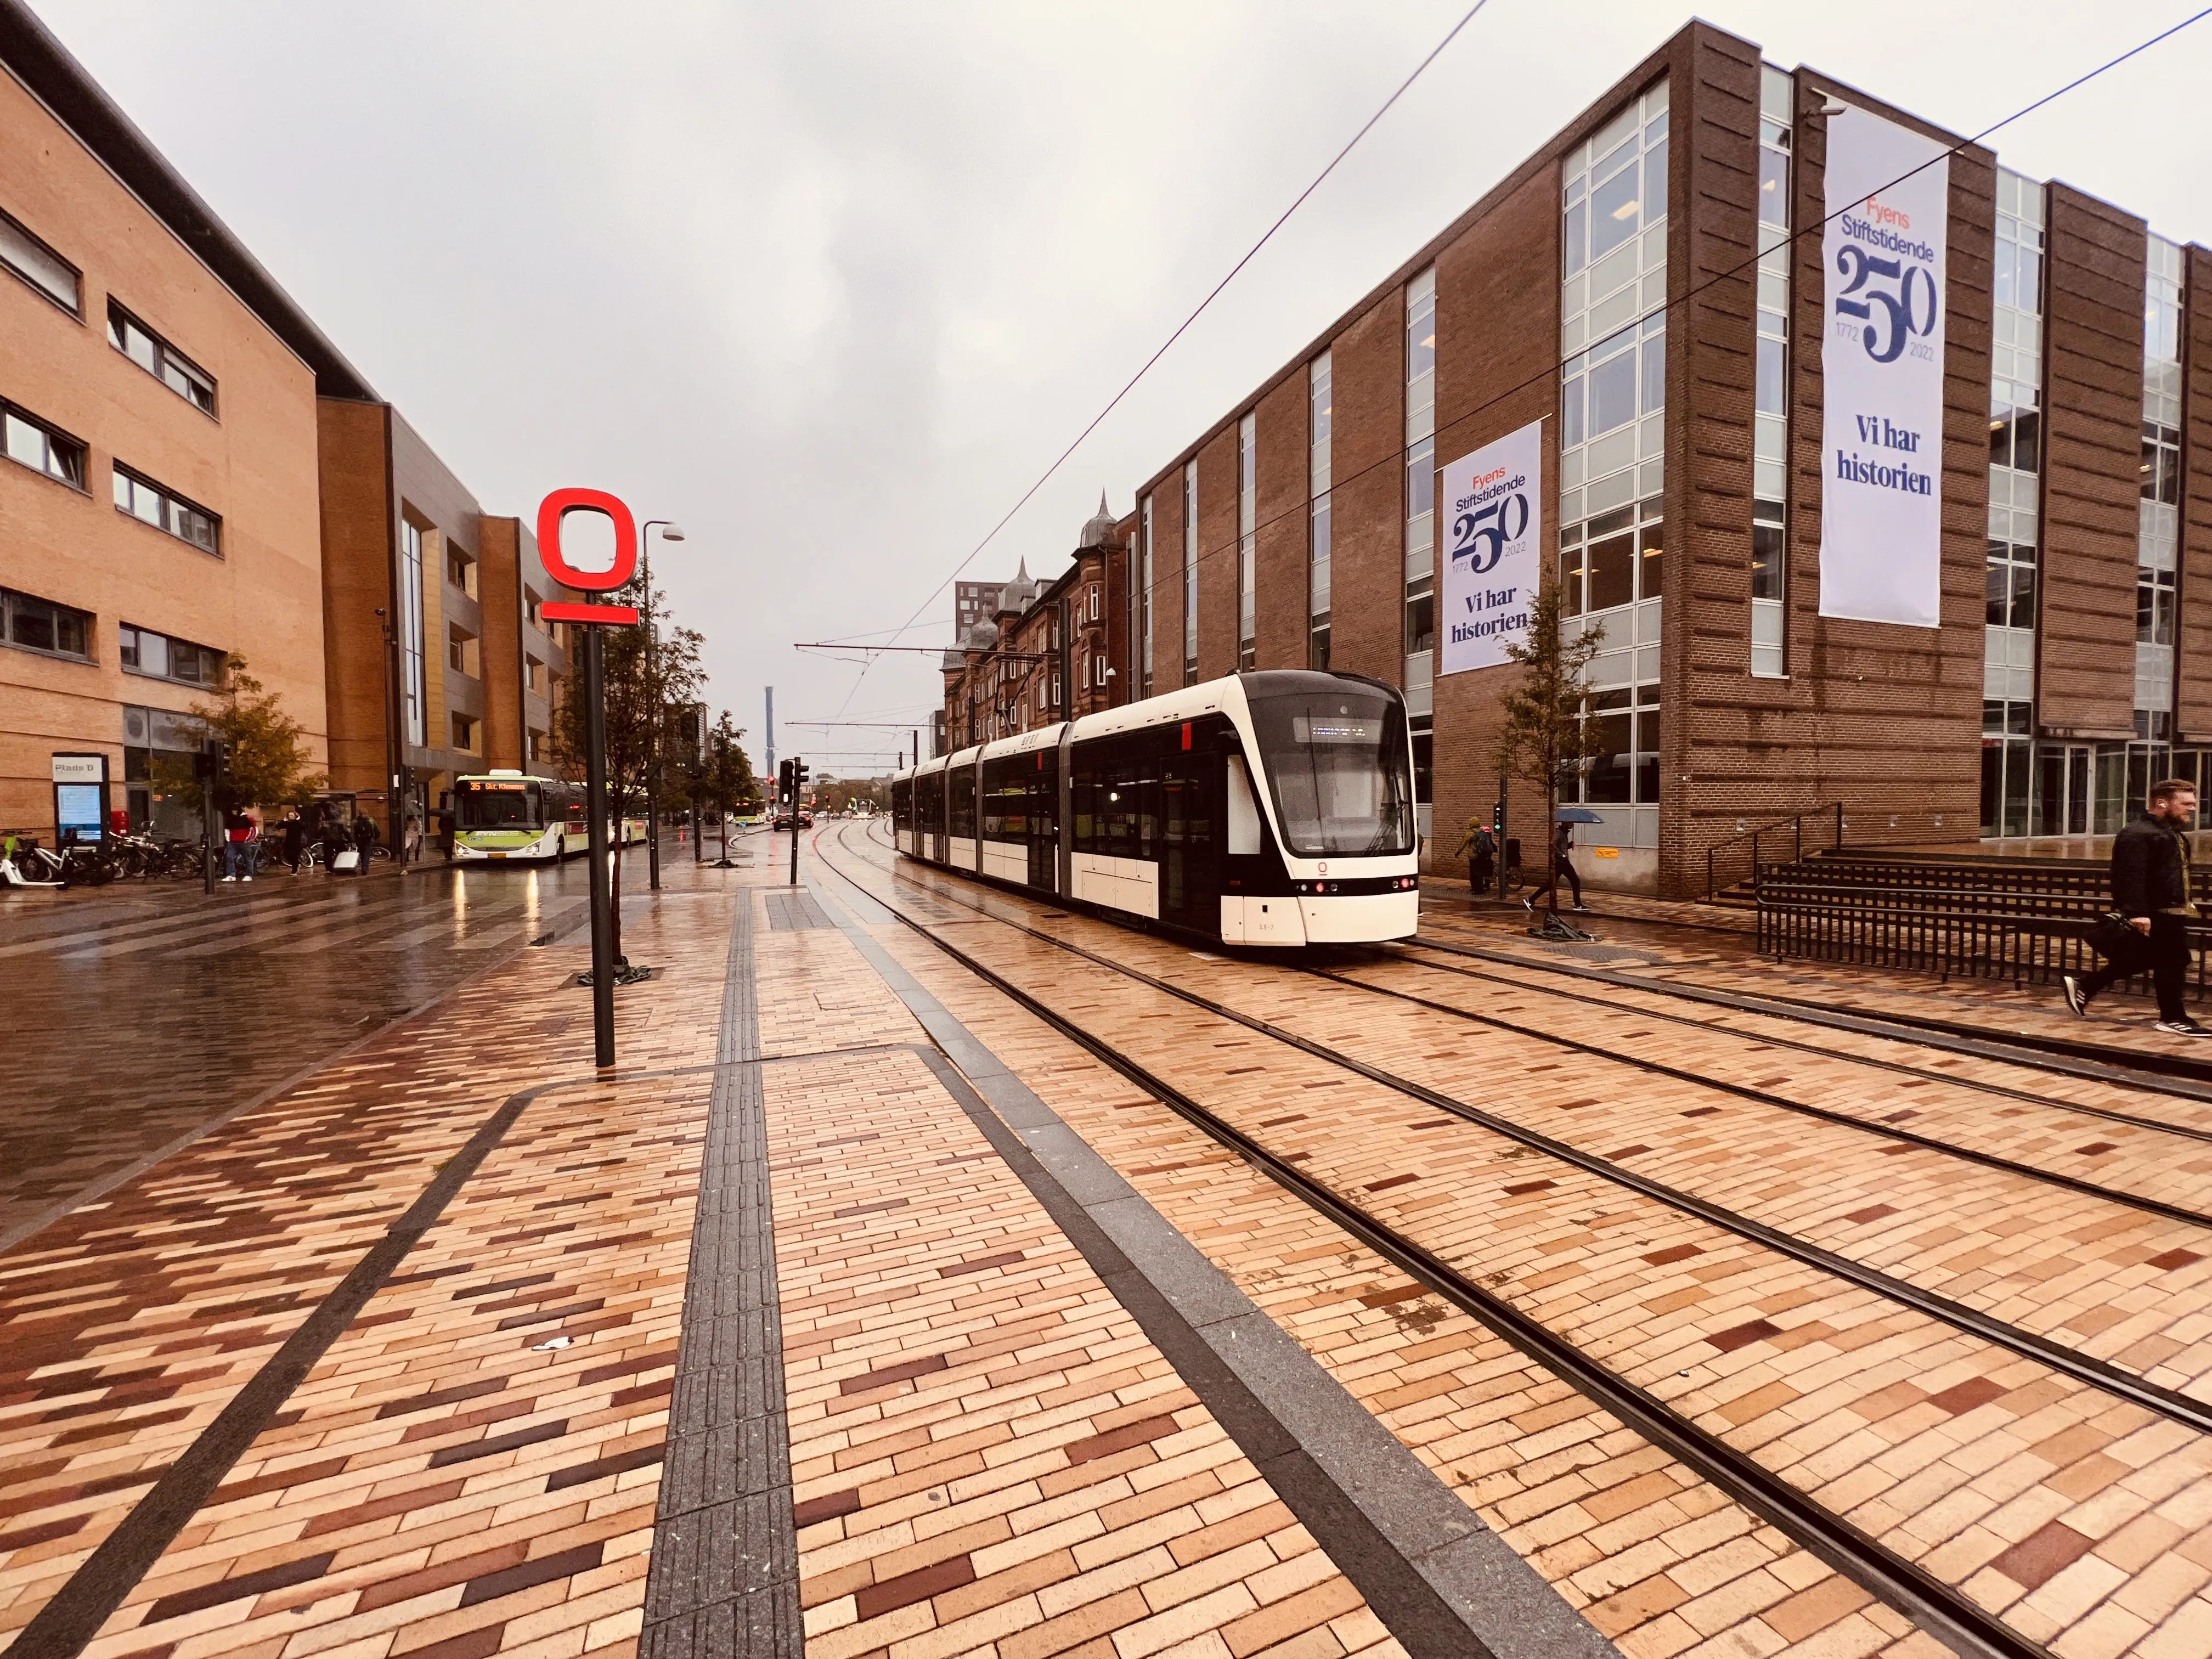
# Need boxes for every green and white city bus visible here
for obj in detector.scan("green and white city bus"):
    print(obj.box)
[452,771,644,863]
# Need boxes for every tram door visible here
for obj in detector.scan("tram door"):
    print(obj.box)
[1029,753,1059,889]
[1159,721,1221,932]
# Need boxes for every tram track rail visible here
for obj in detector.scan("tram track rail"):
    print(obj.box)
[843,826,2212,1233]
[1409,921,2212,1098]
[820,823,2075,1659]
[1348,940,2212,1146]
[824,827,2212,1425]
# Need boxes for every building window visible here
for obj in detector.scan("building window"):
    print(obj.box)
[449,622,479,678]
[112,466,220,554]
[1308,351,1331,670]
[524,588,544,630]
[3,400,87,487]
[1139,495,1154,697]
[1558,496,1664,618]
[527,653,546,695]
[1403,267,1437,717]
[4,586,93,659]
[1088,582,1101,621]
[1560,79,1668,531]
[1564,682,1662,807]
[1978,166,2046,840]
[1748,67,1792,675]
[452,713,478,754]
[448,544,477,596]
[400,518,427,748]
[2132,233,2185,747]
[0,207,80,315]
[107,302,215,414]
[1238,411,1257,669]
[120,622,224,683]
[1182,460,1198,684]
[526,729,545,766]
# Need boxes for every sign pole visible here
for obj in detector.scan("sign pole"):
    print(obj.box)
[583,624,616,1068]
[1496,773,1510,903]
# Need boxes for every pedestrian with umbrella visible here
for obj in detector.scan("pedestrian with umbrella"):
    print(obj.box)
[1526,806,1599,915]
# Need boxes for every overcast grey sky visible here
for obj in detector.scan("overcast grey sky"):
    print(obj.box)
[31,1,2212,773]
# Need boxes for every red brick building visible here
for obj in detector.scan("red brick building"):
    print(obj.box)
[941,497,1133,748]
[1111,20,2209,895]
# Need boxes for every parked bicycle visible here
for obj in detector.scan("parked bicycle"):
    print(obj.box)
[5,834,119,887]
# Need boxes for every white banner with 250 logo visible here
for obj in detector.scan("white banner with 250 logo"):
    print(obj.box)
[1439,419,1544,676]
[1819,105,1948,629]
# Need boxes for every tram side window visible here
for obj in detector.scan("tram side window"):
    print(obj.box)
[892,778,912,833]
[949,765,979,839]
[1075,731,1165,862]
[981,755,1029,840]
[916,771,944,837]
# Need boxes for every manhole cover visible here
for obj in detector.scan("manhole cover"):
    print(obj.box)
[1539,942,1661,964]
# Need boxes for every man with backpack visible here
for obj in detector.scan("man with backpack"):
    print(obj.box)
[2064,778,2209,1036]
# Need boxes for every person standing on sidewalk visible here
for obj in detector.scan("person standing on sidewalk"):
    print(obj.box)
[2065,778,2209,1036]
[1458,818,1496,898]
[221,805,256,883]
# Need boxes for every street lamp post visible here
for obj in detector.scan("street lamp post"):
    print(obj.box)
[639,520,685,890]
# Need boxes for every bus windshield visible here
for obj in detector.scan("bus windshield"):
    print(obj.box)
[1245,687,1414,858]
[456,781,540,830]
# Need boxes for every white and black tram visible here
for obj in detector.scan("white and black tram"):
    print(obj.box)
[889,670,1419,946]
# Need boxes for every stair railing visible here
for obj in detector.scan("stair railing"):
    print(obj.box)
[1704,802,1844,901]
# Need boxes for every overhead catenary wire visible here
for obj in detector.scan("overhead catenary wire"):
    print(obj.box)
[870,4,2212,694]
[829,0,1499,713]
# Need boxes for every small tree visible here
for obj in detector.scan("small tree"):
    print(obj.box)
[155,656,325,815]
[1493,583,1603,917]
[686,712,759,862]
[551,575,706,961]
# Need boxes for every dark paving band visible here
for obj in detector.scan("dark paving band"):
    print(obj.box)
[808,876,1618,1659]
[641,897,804,1657]
[9,1073,577,1658]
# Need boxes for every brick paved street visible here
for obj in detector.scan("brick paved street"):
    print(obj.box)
[3,826,2210,1659]
[0,842,755,1249]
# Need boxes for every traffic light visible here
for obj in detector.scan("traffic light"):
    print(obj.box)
[777,758,794,805]
[792,757,809,795]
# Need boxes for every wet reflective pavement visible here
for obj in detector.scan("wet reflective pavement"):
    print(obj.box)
[0,842,745,1249]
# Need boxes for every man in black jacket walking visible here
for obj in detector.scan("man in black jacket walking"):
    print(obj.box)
[2065,778,2209,1035]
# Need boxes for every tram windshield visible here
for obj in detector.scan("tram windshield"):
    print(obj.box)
[1246,687,1414,857]
[455,779,540,830]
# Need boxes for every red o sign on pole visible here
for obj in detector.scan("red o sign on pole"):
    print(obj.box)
[538,488,641,625]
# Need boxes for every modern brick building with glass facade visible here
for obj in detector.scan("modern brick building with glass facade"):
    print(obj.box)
[0,0,573,850]
[1108,19,2209,896]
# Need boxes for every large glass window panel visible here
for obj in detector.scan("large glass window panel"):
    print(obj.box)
[5,413,44,471]
[1638,514,1665,601]
[1589,350,1637,436]
[1756,337,1785,415]
[0,211,80,312]
[1405,436,1434,520]
[1640,329,1667,415]
[1586,520,1635,612]
[1589,162,1640,260]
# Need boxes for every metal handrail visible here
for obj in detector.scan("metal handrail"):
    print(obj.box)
[1753,853,2212,993]
[1705,802,1844,900]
